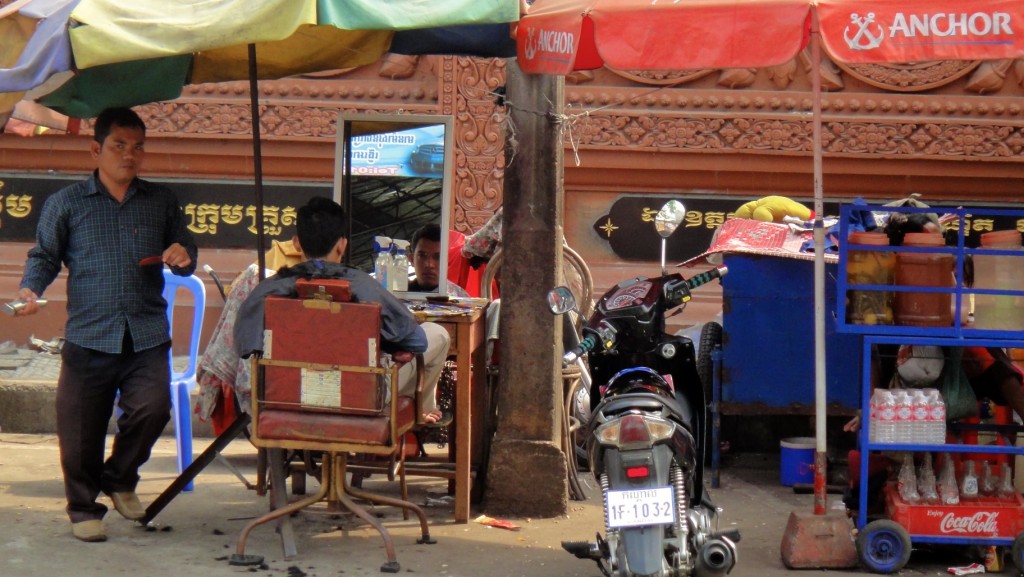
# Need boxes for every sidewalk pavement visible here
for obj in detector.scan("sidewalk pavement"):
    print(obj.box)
[0,347,987,576]
[0,346,215,437]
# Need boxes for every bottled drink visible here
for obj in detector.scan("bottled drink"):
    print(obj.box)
[897,452,920,503]
[960,459,979,499]
[938,453,960,505]
[910,389,929,444]
[894,390,913,443]
[868,390,879,443]
[980,460,997,496]
[875,390,897,444]
[373,236,392,290]
[999,462,1015,498]
[927,389,946,444]
[391,239,410,292]
[917,452,939,503]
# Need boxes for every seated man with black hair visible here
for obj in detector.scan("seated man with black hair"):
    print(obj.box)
[410,223,470,297]
[234,197,451,426]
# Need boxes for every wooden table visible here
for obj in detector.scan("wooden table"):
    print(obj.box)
[413,304,488,523]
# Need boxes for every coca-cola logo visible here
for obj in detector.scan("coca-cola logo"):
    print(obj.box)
[939,512,999,534]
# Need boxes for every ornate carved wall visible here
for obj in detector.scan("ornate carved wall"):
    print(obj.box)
[2,51,1022,341]
[4,51,1019,231]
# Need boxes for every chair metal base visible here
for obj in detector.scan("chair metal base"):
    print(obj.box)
[231,451,435,572]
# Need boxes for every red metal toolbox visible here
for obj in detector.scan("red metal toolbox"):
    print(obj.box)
[262,296,385,415]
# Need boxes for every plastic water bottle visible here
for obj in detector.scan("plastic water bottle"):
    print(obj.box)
[928,389,946,444]
[868,389,881,443]
[894,390,913,443]
[391,239,410,292]
[910,389,929,444]
[876,390,897,444]
[373,236,392,289]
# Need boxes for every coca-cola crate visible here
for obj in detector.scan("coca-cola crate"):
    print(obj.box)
[884,483,1024,539]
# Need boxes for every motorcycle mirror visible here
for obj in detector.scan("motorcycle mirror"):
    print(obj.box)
[655,200,686,275]
[546,286,577,315]
[655,200,686,239]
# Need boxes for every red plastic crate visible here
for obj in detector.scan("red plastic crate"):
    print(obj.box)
[884,483,1024,539]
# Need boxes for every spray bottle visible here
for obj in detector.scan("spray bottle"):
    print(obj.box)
[391,239,410,292]
[373,236,392,289]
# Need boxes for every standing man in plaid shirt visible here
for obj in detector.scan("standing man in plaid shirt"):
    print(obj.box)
[10,107,197,542]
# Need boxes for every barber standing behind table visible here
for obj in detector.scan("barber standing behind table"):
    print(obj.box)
[9,107,197,543]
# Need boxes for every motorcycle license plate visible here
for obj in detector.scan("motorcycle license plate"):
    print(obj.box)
[605,487,675,528]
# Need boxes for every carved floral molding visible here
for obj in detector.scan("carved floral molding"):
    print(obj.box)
[114,53,1022,231]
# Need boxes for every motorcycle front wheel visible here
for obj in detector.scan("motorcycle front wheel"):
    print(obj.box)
[697,321,723,400]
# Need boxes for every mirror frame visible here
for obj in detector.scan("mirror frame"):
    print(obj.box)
[333,113,454,297]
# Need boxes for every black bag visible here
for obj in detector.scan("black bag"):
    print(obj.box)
[939,347,978,421]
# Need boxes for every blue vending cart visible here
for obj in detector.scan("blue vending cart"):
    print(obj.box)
[718,252,862,414]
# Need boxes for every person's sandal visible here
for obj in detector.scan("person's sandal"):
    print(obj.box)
[418,410,453,429]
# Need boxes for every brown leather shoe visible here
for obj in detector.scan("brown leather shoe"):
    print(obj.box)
[71,520,107,542]
[108,491,146,520]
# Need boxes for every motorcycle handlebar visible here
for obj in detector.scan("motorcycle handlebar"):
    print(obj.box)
[686,264,728,290]
[564,334,598,364]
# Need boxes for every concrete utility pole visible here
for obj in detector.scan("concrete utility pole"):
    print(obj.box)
[484,61,568,517]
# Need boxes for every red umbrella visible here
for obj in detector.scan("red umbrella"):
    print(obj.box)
[517,0,1024,518]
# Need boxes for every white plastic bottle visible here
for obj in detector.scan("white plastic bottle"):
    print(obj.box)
[911,389,929,444]
[373,236,392,289]
[391,239,410,292]
[876,390,897,444]
[928,389,946,444]
[868,389,881,443]
[894,390,913,443]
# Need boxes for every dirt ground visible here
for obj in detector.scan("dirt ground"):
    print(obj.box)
[0,434,1000,577]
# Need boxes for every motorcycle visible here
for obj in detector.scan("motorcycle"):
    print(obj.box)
[550,201,738,577]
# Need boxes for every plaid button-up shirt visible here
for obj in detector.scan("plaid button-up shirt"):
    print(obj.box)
[20,172,198,354]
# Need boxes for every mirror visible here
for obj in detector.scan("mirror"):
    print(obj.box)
[547,286,578,315]
[333,113,453,297]
[655,200,686,238]
[655,200,686,275]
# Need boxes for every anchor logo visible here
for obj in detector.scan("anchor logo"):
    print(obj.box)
[524,28,537,60]
[844,12,884,51]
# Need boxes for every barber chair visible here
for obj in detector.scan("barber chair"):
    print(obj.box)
[230,280,435,573]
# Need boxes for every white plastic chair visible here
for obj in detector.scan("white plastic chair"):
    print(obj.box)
[162,270,206,492]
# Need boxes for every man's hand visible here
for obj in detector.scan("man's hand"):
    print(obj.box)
[12,288,41,316]
[163,243,192,269]
[843,414,861,433]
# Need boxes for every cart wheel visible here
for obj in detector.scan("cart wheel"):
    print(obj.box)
[856,519,912,574]
[1011,532,1024,573]
[697,321,722,400]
